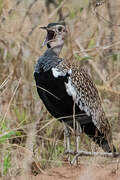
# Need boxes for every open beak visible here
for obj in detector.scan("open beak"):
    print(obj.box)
[40,26,55,48]
[40,26,47,30]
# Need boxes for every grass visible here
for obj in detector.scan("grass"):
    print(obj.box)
[0,0,120,177]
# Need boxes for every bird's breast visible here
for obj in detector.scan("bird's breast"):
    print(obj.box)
[34,69,74,109]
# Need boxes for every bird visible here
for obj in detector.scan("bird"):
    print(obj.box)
[34,22,116,157]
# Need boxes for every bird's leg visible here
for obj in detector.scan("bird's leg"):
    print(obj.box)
[64,123,71,161]
[64,123,71,152]
[72,121,82,164]
[76,121,82,153]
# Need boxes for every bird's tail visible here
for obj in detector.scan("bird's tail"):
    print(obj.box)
[81,122,116,153]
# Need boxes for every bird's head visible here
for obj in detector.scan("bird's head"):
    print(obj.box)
[40,23,67,54]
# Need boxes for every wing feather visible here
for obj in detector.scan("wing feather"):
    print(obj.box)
[57,61,111,134]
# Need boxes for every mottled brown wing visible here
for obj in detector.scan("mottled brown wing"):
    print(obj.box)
[61,62,111,135]
[71,67,111,133]
[56,61,111,137]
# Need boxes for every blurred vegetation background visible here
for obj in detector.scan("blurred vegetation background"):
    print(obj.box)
[0,0,120,177]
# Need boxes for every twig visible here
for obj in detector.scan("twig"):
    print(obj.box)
[97,85,120,95]
[36,85,61,100]
[2,78,21,123]
[91,1,120,27]
[0,73,13,89]
[108,73,120,85]
[18,35,41,55]
[74,41,120,54]
[0,87,7,97]
[75,39,110,87]
[19,0,38,32]
[38,119,56,132]
[96,22,104,47]
[65,150,120,157]
[71,150,120,164]
[73,101,76,130]
[0,113,87,139]
[48,0,66,19]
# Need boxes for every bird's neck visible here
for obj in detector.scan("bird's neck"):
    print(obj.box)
[51,45,63,57]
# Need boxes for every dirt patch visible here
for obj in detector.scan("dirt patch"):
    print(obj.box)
[5,163,120,180]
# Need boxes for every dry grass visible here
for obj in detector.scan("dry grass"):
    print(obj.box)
[0,0,120,178]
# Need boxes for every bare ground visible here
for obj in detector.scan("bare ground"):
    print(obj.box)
[3,163,120,180]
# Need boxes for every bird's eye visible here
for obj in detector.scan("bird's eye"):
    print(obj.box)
[58,27,62,32]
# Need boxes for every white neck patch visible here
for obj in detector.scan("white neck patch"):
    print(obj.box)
[52,67,66,78]
[52,68,72,78]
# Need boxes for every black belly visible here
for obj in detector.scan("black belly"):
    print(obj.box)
[34,69,91,126]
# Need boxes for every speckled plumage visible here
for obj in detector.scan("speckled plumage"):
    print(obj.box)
[55,61,111,136]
